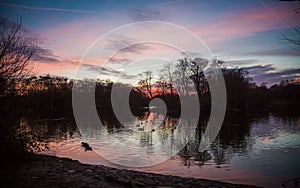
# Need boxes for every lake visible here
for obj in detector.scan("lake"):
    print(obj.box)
[20,111,300,188]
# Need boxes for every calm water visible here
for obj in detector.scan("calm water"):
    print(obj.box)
[21,112,300,188]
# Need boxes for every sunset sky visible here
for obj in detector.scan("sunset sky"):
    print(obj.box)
[0,0,299,85]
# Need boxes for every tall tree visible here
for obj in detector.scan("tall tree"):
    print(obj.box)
[174,57,190,95]
[138,70,153,98]
[0,17,38,96]
[190,58,209,95]
[159,63,175,95]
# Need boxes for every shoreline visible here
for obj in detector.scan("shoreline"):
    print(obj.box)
[2,154,261,188]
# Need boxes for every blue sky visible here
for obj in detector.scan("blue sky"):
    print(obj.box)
[0,0,299,85]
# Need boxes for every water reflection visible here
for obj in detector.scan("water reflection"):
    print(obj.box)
[85,112,198,167]
[20,112,300,187]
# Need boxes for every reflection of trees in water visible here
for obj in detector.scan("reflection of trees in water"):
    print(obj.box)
[14,108,295,168]
[139,132,153,154]
[176,123,212,167]
[210,137,229,166]
[19,116,79,141]
[173,112,266,167]
[101,120,123,134]
[271,110,300,124]
[218,113,252,155]
[155,116,178,157]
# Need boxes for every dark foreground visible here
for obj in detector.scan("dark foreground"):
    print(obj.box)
[1,155,261,188]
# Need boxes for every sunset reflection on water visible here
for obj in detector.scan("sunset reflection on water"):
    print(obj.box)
[20,112,300,188]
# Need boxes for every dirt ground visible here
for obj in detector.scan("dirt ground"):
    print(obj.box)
[1,155,261,188]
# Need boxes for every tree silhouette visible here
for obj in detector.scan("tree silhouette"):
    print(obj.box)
[138,70,154,98]
[0,17,38,96]
[278,0,300,46]
[280,28,300,46]
[159,63,175,95]
[190,58,209,95]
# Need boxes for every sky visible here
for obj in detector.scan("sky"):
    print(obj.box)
[0,0,299,85]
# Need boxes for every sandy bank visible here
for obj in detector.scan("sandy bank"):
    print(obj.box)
[2,155,261,188]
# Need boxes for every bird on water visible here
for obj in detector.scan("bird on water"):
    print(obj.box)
[81,142,92,151]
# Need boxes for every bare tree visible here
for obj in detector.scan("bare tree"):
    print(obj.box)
[280,28,300,46]
[0,17,38,96]
[190,58,208,95]
[159,63,175,95]
[138,70,153,98]
[277,1,300,46]
[174,57,191,95]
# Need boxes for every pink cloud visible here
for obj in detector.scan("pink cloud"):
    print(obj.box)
[33,17,127,76]
[188,3,299,43]
[32,59,78,77]
[39,17,125,59]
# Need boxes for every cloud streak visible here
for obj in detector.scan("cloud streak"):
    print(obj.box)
[32,47,61,63]
[241,48,300,57]
[0,2,102,14]
[189,2,300,43]
[225,59,258,67]
[244,64,275,75]
[243,64,300,85]
[127,6,166,21]
[81,64,136,80]
[108,36,151,54]
[150,0,186,7]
